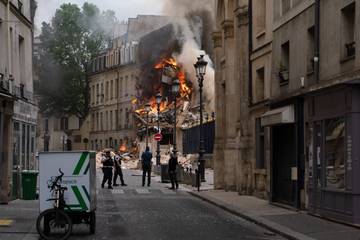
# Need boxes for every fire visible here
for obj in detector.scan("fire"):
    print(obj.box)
[119,144,127,152]
[133,56,193,117]
[154,57,192,100]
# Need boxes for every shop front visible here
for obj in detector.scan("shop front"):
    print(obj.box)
[261,99,305,209]
[306,85,360,224]
[12,100,37,199]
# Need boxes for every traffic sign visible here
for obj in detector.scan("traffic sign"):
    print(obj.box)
[154,133,163,141]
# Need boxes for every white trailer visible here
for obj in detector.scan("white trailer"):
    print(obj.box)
[39,151,97,233]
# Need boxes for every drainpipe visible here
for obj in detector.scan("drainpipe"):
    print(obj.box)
[314,0,320,84]
[6,0,11,76]
[248,0,253,105]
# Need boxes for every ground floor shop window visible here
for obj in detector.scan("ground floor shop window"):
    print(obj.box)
[325,117,345,190]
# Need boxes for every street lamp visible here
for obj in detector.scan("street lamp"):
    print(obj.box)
[145,103,151,148]
[171,79,180,154]
[194,55,208,183]
[156,93,162,165]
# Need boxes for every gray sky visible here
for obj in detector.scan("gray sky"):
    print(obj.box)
[35,0,164,31]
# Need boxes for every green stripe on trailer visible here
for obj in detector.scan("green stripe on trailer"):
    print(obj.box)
[82,185,90,202]
[71,186,88,211]
[83,162,90,175]
[67,204,83,211]
[73,152,88,175]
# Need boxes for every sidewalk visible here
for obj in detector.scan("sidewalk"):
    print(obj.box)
[0,199,38,240]
[189,190,360,240]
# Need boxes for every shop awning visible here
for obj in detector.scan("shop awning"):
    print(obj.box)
[261,105,295,127]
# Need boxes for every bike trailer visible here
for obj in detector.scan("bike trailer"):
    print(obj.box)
[39,151,97,213]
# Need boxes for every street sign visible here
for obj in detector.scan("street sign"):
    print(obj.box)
[154,133,163,142]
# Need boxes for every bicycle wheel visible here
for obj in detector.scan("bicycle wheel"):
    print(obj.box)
[36,208,73,240]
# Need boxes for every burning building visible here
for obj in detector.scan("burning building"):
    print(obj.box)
[87,15,177,152]
[133,22,215,162]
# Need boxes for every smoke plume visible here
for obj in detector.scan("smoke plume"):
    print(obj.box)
[161,0,216,112]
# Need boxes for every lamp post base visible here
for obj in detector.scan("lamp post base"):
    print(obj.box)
[156,152,161,166]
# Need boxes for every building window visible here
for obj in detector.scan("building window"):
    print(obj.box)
[116,78,119,98]
[125,108,129,129]
[125,76,128,97]
[279,41,290,85]
[110,80,114,99]
[325,117,345,190]
[19,36,25,85]
[105,111,108,130]
[254,67,265,102]
[115,110,118,130]
[100,112,103,131]
[60,117,68,131]
[119,109,123,129]
[255,118,265,169]
[307,26,315,74]
[96,112,99,131]
[18,0,23,13]
[106,81,109,101]
[96,84,99,104]
[44,119,49,133]
[110,111,113,130]
[101,83,104,103]
[255,0,266,35]
[341,2,355,59]
[91,114,95,130]
[281,0,291,15]
[119,77,123,97]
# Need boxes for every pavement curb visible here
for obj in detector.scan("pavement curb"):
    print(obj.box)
[189,191,316,240]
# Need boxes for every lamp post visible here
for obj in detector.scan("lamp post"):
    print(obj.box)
[156,93,162,165]
[171,79,180,154]
[145,103,151,148]
[194,55,208,183]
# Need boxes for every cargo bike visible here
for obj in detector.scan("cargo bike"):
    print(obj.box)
[36,152,97,240]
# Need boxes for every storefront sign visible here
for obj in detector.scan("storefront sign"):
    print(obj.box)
[13,101,37,124]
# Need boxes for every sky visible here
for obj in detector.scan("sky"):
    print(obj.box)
[35,0,164,31]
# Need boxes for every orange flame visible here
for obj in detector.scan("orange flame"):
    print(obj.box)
[119,144,127,152]
[133,57,192,116]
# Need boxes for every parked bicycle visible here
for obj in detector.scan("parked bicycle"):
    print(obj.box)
[36,168,72,240]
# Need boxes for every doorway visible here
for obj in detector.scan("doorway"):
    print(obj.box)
[272,124,296,205]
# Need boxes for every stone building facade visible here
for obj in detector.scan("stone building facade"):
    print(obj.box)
[88,15,176,151]
[88,44,138,151]
[0,0,37,202]
[214,0,360,225]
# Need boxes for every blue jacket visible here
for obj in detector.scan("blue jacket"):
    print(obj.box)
[141,151,153,166]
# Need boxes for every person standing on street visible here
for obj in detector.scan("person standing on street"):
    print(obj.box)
[141,146,153,187]
[113,151,127,186]
[168,152,179,190]
[101,151,114,189]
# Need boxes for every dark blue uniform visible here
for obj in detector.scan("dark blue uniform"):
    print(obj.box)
[168,155,179,189]
[141,149,153,186]
[101,155,114,189]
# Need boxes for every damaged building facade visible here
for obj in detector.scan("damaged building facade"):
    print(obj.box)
[214,0,360,225]
[88,16,174,151]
